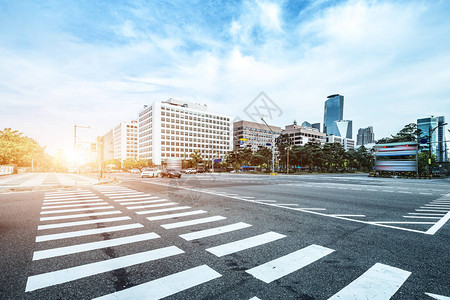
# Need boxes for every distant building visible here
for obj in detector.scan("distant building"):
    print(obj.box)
[357,126,375,146]
[233,120,281,152]
[323,94,344,136]
[113,120,138,162]
[302,121,320,132]
[417,116,448,162]
[102,129,114,160]
[138,99,233,165]
[282,123,326,146]
[326,135,355,150]
[335,120,353,139]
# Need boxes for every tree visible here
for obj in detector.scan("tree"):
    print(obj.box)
[0,128,44,167]
[377,123,423,144]
[190,150,203,168]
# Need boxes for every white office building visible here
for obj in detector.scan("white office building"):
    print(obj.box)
[113,120,138,162]
[326,134,355,150]
[138,99,233,165]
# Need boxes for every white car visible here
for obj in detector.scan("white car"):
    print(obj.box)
[141,168,160,178]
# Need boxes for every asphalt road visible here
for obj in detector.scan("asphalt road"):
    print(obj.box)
[1,173,449,299]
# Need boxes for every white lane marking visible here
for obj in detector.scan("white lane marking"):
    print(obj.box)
[109,194,151,199]
[136,206,191,215]
[295,208,326,211]
[92,265,221,300]
[114,196,159,202]
[44,195,96,200]
[41,202,107,210]
[275,204,299,206]
[372,221,435,224]
[40,211,122,221]
[40,206,114,215]
[337,187,348,190]
[425,204,450,207]
[351,188,363,191]
[424,292,450,299]
[119,199,167,205]
[421,206,450,210]
[38,216,132,230]
[126,202,177,210]
[33,232,160,260]
[255,200,277,203]
[416,209,449,213]
[161,216,226,229]
[403,216,441,219]
[43,196,99,202]
[246,244,334,283]
[420,192,433,195]
[42,199,102,205]
[240,196,255,199]
[366,189,377,191]
[147,210,207,221]
[425,211,450,235]
[249,297,262,300]
[408,213,445,216]
[45,192,93,196]
[382,190,394,193]
[103,192,145,196]
[398,191,412,194]
[329,214,366,218]
[206,232,286,257]
[180,222,252,241]
[25,246,184,292]
[36,223,143,242]
[327,263,411,300]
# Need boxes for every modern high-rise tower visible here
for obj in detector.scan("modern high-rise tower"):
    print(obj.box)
[323,94,344,136]
[357,126,375,145]
[417,116,448,162]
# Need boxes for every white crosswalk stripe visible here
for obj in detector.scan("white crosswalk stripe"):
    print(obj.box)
[37,216,132,230]
[93,265,221,300]
[327,263,411,300]
[42,199,102,205]
[41,202,107,209]
[33,232,160,260]
[126,202,177,210]
[246,244,334,283]
[136,206,191,215]
[118,198,167,205]
[206,232,286,257]
[180,222,252,241]
[40,211,122,222]
[161,216,227,229]
[25,246,184,292]
[36,223,144,242]
[40,205,114,215]
[147,210,207,221]
[114,196,160,202]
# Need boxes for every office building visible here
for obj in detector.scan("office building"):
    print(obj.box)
[113,120,138,162]
[323,94,344,136]
[335,120,353,139]
[234,120,281,152]
[138,99,233,165]
[102,129,114,160]
[357,126,375,146]
[326,135,355,150]
[302,121,321,132]
[417,116,448,162]
[282,123,326,146]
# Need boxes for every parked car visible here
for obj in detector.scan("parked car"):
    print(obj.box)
[185,168,197,174]
[141,168,160,178]
[130,168,140,174]
[161,169,181,178]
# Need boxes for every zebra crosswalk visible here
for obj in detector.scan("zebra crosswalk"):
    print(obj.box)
[23,186,417,299]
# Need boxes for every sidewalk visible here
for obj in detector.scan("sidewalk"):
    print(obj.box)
[0,173,114,192]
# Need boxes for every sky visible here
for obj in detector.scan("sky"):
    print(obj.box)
[1,0,449,156]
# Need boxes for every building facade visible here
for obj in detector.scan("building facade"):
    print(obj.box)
[323,94,344,136]
[335,120,353,139]
[138,99,233,166]
[233,120,281,152]
[326,135,355,150]
[102,129,114,160]
[282,123,326,146]
[302,121,320,132]
[113,120,138,162]
[357,126,375,146]
[417,116,448,162]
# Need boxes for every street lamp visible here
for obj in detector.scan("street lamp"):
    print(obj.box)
[261,117,276,174]
[428,122,447,178]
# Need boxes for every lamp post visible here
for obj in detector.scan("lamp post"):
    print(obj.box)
[261,117,276,174]
[428,122,447,178]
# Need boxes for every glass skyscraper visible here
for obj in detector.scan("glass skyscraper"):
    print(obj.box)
[323,94,344,136]
[417,116,448,162]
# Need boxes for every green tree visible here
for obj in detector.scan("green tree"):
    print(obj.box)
[190,150,203,168]
[0,128,44,167]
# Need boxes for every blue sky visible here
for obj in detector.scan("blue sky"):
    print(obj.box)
[1,0,449,155]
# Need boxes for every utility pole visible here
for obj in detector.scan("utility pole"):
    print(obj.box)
[261,117,276,174]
